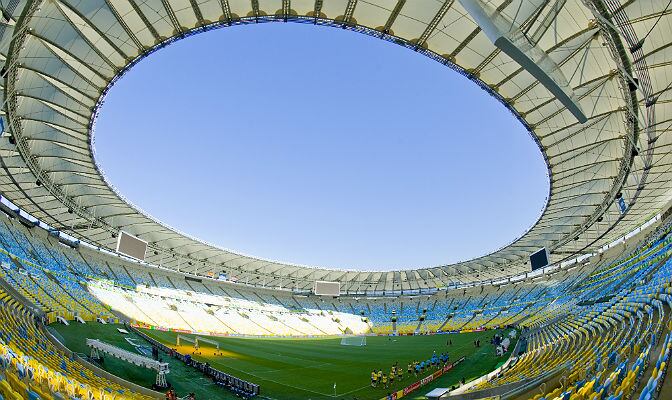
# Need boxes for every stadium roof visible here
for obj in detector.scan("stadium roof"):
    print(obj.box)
[0,0,670,293]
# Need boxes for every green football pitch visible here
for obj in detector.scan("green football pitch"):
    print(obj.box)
[50,323,514,400]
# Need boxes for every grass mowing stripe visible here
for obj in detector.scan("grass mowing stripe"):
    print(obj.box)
[256,362,333,373]
[143,328,513,399]
[178,353,339,397]
[48,323,514,400]
[49,323,238,399]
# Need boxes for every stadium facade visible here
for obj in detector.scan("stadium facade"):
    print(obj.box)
[0,1,670,400]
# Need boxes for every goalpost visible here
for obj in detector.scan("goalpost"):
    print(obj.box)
[176,335,219,350]
[340,335,366,346]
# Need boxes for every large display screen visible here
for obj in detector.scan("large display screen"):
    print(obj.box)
[530,247,549,271]
[116,231,147,261]
[313,281,340,296]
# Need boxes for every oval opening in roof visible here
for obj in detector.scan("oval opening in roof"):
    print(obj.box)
[92,22,549,271]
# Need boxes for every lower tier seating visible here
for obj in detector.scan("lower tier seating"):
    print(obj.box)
[0,289,152,400]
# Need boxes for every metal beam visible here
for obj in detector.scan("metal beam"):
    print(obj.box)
[459,0,587,123]
[415,1,454,48]
[127,0,161,41]
[342,0,357,25]
[381,0,405,34]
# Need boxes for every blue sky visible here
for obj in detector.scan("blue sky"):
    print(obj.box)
[94,22,548,270]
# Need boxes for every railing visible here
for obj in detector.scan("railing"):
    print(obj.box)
[0,279,165,399]
[0,273,44,318]
[441,364,566,400]
[40,324,164,399]
[444,333,524,397]
[129,325,260,397]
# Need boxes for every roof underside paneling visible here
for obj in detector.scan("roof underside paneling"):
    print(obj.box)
[0,0,669,293]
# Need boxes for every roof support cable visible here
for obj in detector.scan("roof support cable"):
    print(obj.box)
[415,0,454,49]
[103,0,144,51]
[125,0,161,41]
[633,0,672,51]
[160,0,182,34]
[603,0,656,204]
[188,0,205,25]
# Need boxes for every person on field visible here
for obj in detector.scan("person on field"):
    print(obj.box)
[381,372,388,388]
[371,370,377,387]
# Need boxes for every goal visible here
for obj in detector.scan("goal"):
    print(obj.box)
[340,335,366,346]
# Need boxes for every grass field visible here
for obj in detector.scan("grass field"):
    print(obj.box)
[50,323,513,400]
[48,323,238,399]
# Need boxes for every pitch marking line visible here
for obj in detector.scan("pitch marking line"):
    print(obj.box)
[255,362,332,374]
[333,383,374,397]
[205,361,337,397]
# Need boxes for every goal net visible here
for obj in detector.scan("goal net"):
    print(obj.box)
[340,335,366,346]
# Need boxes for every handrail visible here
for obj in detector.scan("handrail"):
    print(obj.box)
[441,363,567,400]
[442,333,523,398]
[40,322,164,399]
[0,282,164,399]
[0,273,44,317]
[500,365,567,400]
[129,325,260,396]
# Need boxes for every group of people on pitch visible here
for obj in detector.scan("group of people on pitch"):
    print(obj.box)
[370,351,450,389]
[164,389,196,400]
